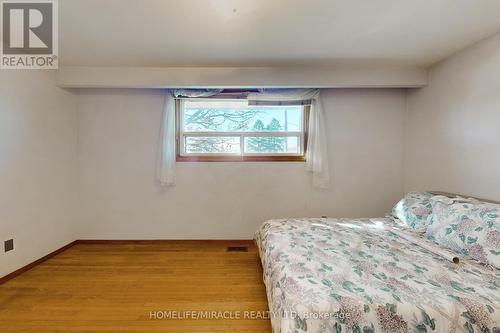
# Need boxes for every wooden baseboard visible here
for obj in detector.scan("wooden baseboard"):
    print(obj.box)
[0,240,77,285]
[75,239,254,244]
[0,239,255,284]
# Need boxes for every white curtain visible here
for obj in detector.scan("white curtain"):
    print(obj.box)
[306,95,330,189]
[156,89,223,187]
[248,89,330,189]
[247,88,320,102]
[156,92,176,187]
[157,88,330,189]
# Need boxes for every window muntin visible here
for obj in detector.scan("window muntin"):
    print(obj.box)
[177,99,307,161]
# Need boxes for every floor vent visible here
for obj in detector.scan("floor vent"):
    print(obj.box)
[226,246,248,252]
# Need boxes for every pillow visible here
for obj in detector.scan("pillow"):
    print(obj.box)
[390,191,434,232]
[426,200,500,268]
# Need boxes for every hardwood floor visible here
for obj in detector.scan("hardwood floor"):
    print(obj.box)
[0,241,272,332]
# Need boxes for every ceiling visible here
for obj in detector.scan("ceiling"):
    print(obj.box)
[59,0,500,68]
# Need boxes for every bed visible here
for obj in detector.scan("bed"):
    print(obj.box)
[255,197,500,333]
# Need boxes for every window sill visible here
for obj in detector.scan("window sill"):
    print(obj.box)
[176,155,306,162]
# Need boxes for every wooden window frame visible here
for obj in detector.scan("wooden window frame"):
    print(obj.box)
[176,100,309,162]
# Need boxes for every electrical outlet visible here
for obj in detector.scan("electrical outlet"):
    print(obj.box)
[4,239,14,252]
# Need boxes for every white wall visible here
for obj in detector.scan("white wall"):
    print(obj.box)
[0,71,78,278]
[405,33,500,200]
[56,65,427,88]
[76,88,406,239]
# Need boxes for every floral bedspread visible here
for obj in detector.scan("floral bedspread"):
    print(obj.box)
[255,218,500,333]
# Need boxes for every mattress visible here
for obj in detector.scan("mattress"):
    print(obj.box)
[255,218,500,333]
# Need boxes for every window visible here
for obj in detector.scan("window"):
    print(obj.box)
[176,99,309,161]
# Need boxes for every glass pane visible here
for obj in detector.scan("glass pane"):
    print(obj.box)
[184,136,241,154]
[183,100,303,132]
[244,136,300,154]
